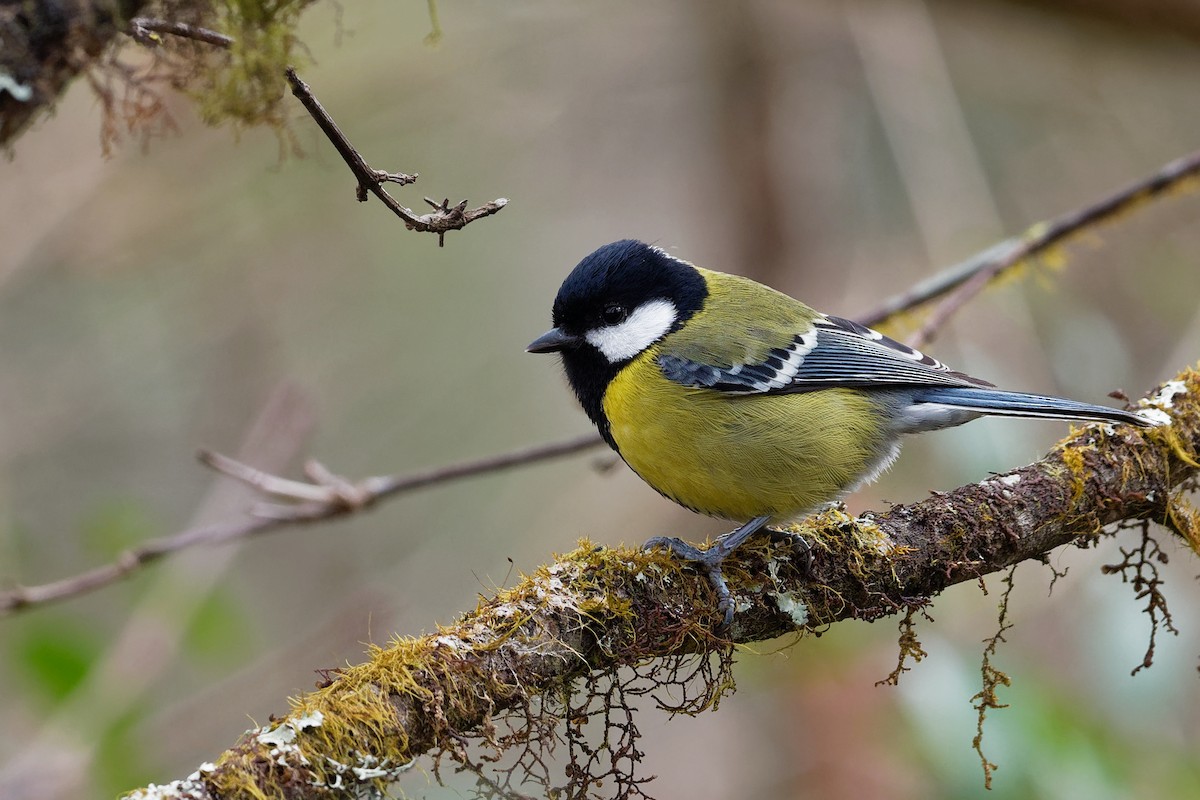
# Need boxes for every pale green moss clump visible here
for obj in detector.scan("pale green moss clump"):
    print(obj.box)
[191,0,312,134]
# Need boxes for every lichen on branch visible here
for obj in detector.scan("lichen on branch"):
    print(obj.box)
[125,365,1200,800]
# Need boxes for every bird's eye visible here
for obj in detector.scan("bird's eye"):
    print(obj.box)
[601,304,628,325]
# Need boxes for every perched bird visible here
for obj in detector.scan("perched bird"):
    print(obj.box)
[528,239,1152,627]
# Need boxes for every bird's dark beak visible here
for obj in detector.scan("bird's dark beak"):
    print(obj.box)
[526,327,581,353]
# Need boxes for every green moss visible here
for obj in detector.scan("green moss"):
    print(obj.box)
[202,540,722,797]
[190,0,313,139]
[1141,368,1200,553]
[1166,495,1200,555]
[1054,438,1094,507]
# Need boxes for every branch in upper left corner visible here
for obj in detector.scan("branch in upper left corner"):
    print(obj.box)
[285,67,508,246]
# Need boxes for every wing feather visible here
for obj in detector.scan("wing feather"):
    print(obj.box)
[657,313,992,394]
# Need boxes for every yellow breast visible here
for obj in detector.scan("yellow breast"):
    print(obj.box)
[602,347,892,523]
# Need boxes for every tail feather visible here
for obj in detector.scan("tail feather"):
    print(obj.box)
[911,387,1152,428]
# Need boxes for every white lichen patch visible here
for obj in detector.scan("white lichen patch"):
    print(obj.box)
[1138,380,1187,425]
[293,710,324,730]
[272,743,310,768]
[1138,407,1173,426]
[529,568,588,613]
[321,751,416,789]
[434,634,471,652]
[770,592,808,627]
[628,559,660,584]
[766,556,785,583]
[124,775,212,800]
[257,723,296,747]
[184,763,217,783]
[255,711,323,768]
[0,74,33,102]
[546,592,581,611]
[763,556,809,628]
[1151,380,1187,407]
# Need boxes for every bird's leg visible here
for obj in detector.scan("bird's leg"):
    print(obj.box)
[644,514,772,629]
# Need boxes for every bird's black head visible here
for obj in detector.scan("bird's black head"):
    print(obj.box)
[527,240,708,445]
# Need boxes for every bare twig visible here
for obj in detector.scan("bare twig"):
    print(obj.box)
[855,148,1200,337]
[128,18,235,49]
[197,432,605,520]
[0,433,603,615]
[284,67,508,246]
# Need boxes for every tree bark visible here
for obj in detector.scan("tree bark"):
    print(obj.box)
[117,366,1200,800]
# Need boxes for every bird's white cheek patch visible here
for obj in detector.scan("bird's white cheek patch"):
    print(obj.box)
[586,299,678,363]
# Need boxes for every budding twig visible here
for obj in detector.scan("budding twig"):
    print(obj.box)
[284,67,508,246]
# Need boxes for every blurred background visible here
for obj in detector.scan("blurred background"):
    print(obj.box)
[2,1,1200,798]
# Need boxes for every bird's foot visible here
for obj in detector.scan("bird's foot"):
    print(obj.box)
[643,515,772,630]
[643,534,739,629]
[764,528,813,575]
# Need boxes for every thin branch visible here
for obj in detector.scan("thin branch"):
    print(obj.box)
[120,368,1200,800]
[0,434,602,615]
[855,148,1200,335]
[128,18,235,49]
[284,67,508,246]
[854,238,1016,328]
[196,431,606,521]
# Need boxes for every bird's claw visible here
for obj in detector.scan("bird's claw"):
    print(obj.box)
[765,528,814,575]
[644,516,809,631]
[644,515,770,630]
[643,535,707,561]
[643,535,737,630]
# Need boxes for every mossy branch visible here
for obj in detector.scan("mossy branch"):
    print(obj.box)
[1,0,150,146]
[1,0,314,151]
[125,367,1200,800]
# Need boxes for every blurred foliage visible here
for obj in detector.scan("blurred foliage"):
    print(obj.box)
[95,705,154,795]
[82,499,159,557]
[902,645,1200,799]
[184,590,255,664]
[192,0,311,131]
[9,617,102,703]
